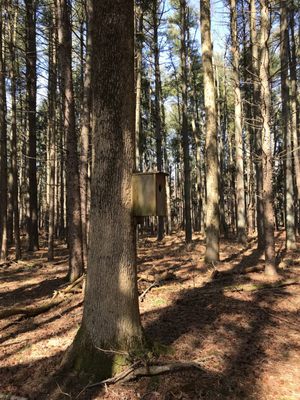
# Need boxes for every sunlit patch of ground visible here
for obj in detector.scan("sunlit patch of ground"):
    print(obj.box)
[0,232,299,399]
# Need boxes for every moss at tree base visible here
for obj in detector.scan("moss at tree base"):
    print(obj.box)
[61,325,150,382]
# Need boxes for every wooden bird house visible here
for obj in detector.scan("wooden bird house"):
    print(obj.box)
[132,172,168,217]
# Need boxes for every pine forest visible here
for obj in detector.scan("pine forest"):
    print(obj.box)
[0,0,300,398]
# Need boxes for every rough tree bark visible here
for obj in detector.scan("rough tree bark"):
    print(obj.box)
[47,5,57,261]
[280,0,296,250]
[230,0,247,244]
[249,0,264,249]
[56,0,84,282]
[79,0,92,267]
[0,6,8,260]
[135,2,143,170]
[65,0,143,379]
[259,0,277,276]
[9,1,21,260]
[288,3,300,231]
[25,0,39,251]
[153,0,164,241]
[180,0,192,243]
[200,0,220,262]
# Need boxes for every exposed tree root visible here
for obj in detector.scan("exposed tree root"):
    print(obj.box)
[86,360,204,389]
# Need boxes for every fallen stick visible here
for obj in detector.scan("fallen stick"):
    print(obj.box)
[52,257,69,266]
[0,393,28,400]
[0,295,71,319]
[0,274,86,320]
[139,282,159,301]
[52,274,85,298]
[224,279,300,293]
[239,265,265,274]
[0,261,12,268]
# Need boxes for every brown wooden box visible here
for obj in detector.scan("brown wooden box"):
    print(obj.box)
[132,172,168,217]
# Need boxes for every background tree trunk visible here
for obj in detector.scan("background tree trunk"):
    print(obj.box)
[280,0,296,250]
[56,0,84,282]
[47,5,57,261]
[180,0,192,244]
[153,0,165,241]
[289,3,300,233]
[135,3,143,171]
[249,0,264,249]
[259,0,277,276]
[230,0,247,244]
[79,0,92,267]
[0,7,8,260]
[200,0,220,263]
[9,1,21,260]
[25,0,39,251]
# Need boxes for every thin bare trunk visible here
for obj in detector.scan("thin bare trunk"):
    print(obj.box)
[200,0,220,262]
[135,3,143,171]
[180,0,192,243]
[259,0,277,276]
[289,4,300,231]
[47,6,57,261]
[280,0,296,249]
[230,0,247,244]
[80,0,92,267]
[0,6,8,260]
[25,0,39,251]
[56,0,84,282]
[153,0,164,241]
[250,0,264,249]
[9,1,21,260]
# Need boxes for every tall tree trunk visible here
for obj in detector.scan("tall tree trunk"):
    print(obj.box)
[9,1,21,260]
[58,89,65,239]
[215,64,227,236]
[242,2,255,236]
[25,0,39,251]
[230,0,247,244]
[180,0,192,243]
[67,0,143,378]
[189,53,202,233]
[0,6,8,260]
[280,0,296,250]
[288,4,300,231]
[135,3,143,171]
[79,0,92,267]
[56,0,84,282]
[153,0,164,241]
[259,0,277,276]
[47,6,57,261]
[249,0,264,249]
[200,0,220,262]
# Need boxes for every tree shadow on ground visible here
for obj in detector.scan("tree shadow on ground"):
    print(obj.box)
[0,245,299,400]
[0,276,67,308]
[137,248,299,399]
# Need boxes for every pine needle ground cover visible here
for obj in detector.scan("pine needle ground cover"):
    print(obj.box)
[0,233,299,400]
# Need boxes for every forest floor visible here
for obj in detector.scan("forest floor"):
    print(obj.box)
[0,232,300,400]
